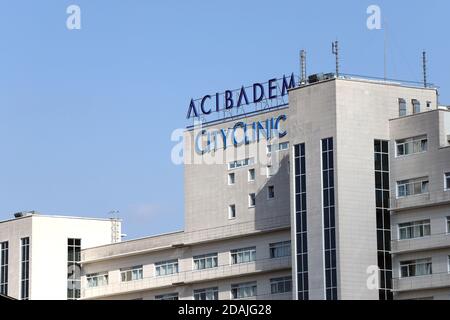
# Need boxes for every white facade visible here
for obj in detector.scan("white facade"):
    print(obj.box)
[0,212,121,300]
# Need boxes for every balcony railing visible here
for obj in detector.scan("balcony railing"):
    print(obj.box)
[82,215,290,263]
[393,272,450,292]
[82,256,291,299]
[391,233,450,254]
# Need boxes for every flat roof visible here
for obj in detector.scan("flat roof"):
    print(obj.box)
[0,212,119,225]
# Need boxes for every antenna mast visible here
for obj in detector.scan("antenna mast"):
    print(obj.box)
[332,41,340,77]
[422,51,427,88]
[300,50,307,85]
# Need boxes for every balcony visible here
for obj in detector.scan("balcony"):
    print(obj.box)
[82,215,290,264]
[393,272,450,292]
[391,233,450,254]
[81,256,291,299]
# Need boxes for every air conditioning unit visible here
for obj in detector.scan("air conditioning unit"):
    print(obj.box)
[308,73,324,84]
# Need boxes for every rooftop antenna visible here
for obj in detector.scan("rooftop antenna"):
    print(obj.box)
[300,49,307,85]
[422,51,427,88]
[332,40,340,78]
[108,210,121,243]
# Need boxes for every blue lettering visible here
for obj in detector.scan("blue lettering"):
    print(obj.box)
[225,90,234,109]
[268,78,277,99]
[200,95,212,115]
[187,99,198,119]
[281,73,296,96]
[253,83,264,103]
[237,86,249,107]
[275,115,287,138]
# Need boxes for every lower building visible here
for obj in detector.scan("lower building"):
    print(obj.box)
[0,211,121,300]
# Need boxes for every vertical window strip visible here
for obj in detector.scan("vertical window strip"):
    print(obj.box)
[20,237,30,300]
[374,140,393,300]
[67,238,81,300]
[0,241,8,296]
[322,138,337,300]
[294,143,309,300]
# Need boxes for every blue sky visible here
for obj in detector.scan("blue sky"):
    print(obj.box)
[0,0,448,239]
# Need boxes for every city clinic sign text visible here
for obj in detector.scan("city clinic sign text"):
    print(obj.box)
[195,115,287,155]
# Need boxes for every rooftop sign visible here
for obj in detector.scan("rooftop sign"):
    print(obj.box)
[186,74,297,124]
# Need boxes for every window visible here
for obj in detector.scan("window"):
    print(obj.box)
[322,138,337,300]
[374,139,393,300]
[67,238,81,300]
[400,258,432,278]
[412,99,421,114]
[267,186,275,199]
[228,205,236,219]
[396,135,427,157]
[231,282,257,299]
[248,169,255,182]
[448,256,450,273]
[426,101,432,109]
[269,241,291,258]
[228,158,254,170]
[194,287,219,300]
[399,220,431,240]
[155,260,178,276]
[397,177,429,198]
[267,142,289,154]
[86,272,109,288]
[447,217,450,234]
[399,98,407,117]
[0,242,8,296]
[193,253,218,270]
[155,293,178,300]
[445,173,450,190]
[120,265,143,281]
[231,247,256,264]
[266,165,275,178]
[21,237,30,300]
[228,173,235,185]
[279,142,289,151]
[295,143,309,300]
[248,193,256,208]
[270,277,292,294]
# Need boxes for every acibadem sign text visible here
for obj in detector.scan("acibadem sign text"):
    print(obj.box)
[187,74,296,119]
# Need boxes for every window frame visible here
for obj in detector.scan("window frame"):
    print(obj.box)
[445,172,450,191]
[398,220,431,240]
[395,135,428,157]
[155,260,179,277]
[120,265,143,282]
[248,193,256,208]
[230,247,256,265]
[267,185,275,199]
[231,281,257,300]
[155,293,179,300]
[193,287,219,300]
[400,258,432,278]
[412,99,421,114]
[270,276,292,294]
[447,217,450,234]
[228,158,254,171]
[193,253,218,271]
[86,272,109,288]
[396,177,429,198]
[269,241,291,258]
[248,169,255,182]
[399,98,407,117]
[228,204,236,220]
[228,172,235,185]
